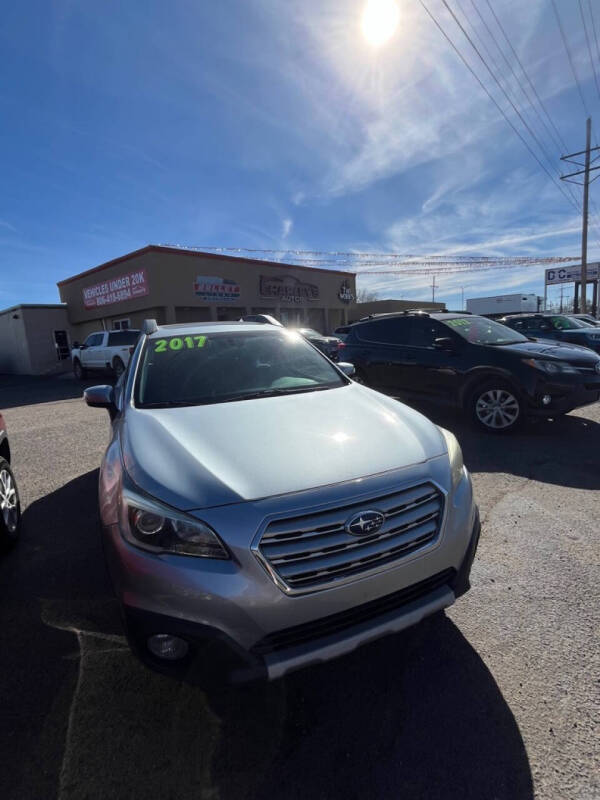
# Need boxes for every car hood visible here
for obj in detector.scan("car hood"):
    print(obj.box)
[121,384,446,511]
[495,339,600,363]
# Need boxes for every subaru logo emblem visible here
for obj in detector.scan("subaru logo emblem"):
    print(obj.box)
[345,510,385,536]
[595,362,600,375]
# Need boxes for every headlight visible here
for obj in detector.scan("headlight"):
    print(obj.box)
[438,427,464,490]
[522,358,577,374]
[121,492,229,559]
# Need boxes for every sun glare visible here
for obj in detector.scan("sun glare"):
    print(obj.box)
[361,0,400,47]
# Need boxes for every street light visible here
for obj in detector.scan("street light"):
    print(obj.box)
[361,0,400,47]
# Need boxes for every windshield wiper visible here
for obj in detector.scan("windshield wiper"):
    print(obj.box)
[137,400,205,409]
[220,384,337,403]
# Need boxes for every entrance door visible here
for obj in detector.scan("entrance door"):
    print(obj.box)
[54,330,70,361]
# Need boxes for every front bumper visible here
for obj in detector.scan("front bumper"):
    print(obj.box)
[525,378,600,416]
[103,462,478,684]
[120,509,480,684]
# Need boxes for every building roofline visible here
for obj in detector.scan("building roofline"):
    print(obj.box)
[0,303,67,316]
[57,245,355,287]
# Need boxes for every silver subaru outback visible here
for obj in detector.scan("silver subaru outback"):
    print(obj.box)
[85,320,479,685]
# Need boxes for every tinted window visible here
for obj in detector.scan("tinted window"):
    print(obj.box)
[108,330,140,346]
[84,333,103,347]
[442,316,528,345]
[551,315,585,330]
[356,318,411,344]
[408,318,446,347]
[135,330,347,407]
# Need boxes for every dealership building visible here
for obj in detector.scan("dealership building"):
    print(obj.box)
[57,245,357,341]
[0,244,445,375]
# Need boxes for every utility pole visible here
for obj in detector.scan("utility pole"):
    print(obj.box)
[560,118,600,314]
[431,275,436,303]
[460,286,464,310]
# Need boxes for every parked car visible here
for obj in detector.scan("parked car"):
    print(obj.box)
[239,314,283,326]
[569,313,600,327]
[293,327,342,360]
[72,329,141,380]
[342,311,600,432]
[0,413,21,549]
[499,313,600,355]
[84,319,479,685]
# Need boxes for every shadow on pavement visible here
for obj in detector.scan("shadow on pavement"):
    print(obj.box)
[0,469,119,800]
[0,374,114,409]
[2,470,533,800]
[209,615,533,800]
[404,399,600,490]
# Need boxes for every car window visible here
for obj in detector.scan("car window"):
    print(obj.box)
[551,315,579,330]
[408,318,446,347]
[107,330,140,346]
[355,317,411,344]
[135,329,347,407]
[442,316,528,345]
[84,333,103,347]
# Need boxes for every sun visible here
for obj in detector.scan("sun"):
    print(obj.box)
[361,0,400,47]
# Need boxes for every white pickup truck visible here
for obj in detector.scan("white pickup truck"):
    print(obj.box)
[72,329,140,380]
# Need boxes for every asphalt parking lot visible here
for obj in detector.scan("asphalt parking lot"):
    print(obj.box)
[0,374,598,800]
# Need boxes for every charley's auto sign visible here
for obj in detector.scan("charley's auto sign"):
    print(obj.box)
[82,268,149,309]
[194,276,241,302]
[260,274,319,303]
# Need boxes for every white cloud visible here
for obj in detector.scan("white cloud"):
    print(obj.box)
[281,217,293,238]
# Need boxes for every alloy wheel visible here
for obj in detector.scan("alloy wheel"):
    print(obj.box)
[0,469,18,533]
[475,389,520,430]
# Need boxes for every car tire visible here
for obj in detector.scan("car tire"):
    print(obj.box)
[113,357,125,379]
[469,380,522,433]
[73,359,86,380]
[0,458,21,550]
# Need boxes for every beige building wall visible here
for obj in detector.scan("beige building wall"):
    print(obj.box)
[58,247,356,336]
[0,305,71,375]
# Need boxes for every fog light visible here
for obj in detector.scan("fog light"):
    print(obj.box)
[147,634,189,661]
[542,394,552,406]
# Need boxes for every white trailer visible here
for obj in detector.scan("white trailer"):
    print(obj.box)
[466,293,539,316]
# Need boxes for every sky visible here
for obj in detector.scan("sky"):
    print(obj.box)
[2,0,600,310]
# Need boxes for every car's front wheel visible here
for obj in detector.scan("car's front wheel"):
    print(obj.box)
[113,357,125,379]
[470,381,522,433]
[73,359,86,380]
[0,458,21,550]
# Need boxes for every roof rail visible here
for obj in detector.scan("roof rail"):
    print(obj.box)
[142,318,158,335]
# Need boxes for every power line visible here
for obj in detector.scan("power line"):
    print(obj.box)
[484,0,569,154]
[551,0,592,117]
[438,0,593,220]
[579,0,600,99]
[415,0,585,216]
[468,0,566,159]
[461,0,586,217]
[590,0,600,77]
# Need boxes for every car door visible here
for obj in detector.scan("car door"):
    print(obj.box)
[402,317,463,401]
[82,333,105,369]
[353,317,413,392]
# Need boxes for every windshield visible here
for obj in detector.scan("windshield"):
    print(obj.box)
[556,315,590,329]
[135,329,347,407]
[443,316,528,345]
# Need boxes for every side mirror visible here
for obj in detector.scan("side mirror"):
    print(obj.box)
[338,362,356,377]
[84,385,117,419]
[433,337,457,351]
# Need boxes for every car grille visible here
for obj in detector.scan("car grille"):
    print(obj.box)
[256,482,444,593]
[251,568,455,655]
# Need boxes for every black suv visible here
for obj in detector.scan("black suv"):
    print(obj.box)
[499,313,600,354]
[342,312,600,432]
